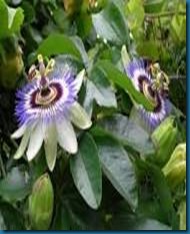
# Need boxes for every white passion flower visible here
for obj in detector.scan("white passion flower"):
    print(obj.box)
[11,55,92,171]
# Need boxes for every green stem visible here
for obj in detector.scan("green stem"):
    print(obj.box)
[145,11,186,19]
[0,154,6,178]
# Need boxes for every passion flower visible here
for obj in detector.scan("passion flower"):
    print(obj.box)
[11,55,92,171]
[124,58,171,130]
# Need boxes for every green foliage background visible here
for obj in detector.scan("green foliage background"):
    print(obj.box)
[0,0,186,230]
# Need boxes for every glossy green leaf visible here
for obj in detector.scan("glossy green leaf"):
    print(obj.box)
[36,33,82,59]
[95,136,138,210]
[70,133,102,209]
[91,114,155,155]
[97,60,154,111]
[0,0,24,39]
[83,65,117,116]
[0,167,31,202]
[92,1,129,46]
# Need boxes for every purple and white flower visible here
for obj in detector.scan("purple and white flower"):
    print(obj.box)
[11,55,92,171]
[124,58,171,130]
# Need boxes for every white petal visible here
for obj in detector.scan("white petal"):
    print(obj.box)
[11,124,27,139]
[14,128,30,159]
[44,124,57,171]
[26,122,44,161]
[70,102,92,130]
[56,118,77,154]
[73,69,85,94]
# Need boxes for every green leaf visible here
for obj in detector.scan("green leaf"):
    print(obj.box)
[0,0,9,38]
[91,114,155,155]
[36,33,82,60]
[0,166,31,202]
[70,133,102,209]
[111,207,171,231]
[51,204,70,230]
[136,159,177,228]
[0,202,25,230]
[0,211,6,230]
[97,60,154,111]
[76,12,92,39]
[92,1,129,46]
[126,0,145,30]
[21,1,35,24]
[70,36,89,68]
[95,136,138,210]
[144,0,164,13]
[0,0,24,39]
[137,40,159,60]
[8,6,24,32]
[171,15,186,43]
[83,65,117,116]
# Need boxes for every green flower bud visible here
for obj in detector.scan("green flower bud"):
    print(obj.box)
[178,199,186,230]
[29,173,54,230]
[151,116,178,167]
[0,46,23,89]
[162,143,186,189]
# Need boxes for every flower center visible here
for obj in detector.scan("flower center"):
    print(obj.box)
[31,82,63,108]
[138,75,160,109]
[35,87,57,106]
[143,82,157,106]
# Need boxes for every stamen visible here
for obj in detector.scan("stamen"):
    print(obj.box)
[45,59,55,76]
[38,54,46,77]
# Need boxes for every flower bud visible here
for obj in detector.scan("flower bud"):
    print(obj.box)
[28,173,54,230]
[162,143,186,189]
[151,116,178,167]
[178,199,186,230]
[0,46,23,89]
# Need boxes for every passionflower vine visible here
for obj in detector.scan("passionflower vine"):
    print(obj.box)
[11,55,92,171]
[124,58,171,130]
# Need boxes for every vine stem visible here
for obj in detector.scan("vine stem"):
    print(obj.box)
[145,11,186,19]
[0,154,6,178]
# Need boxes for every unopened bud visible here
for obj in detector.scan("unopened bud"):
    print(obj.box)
[0,47,23,89]
[28,173,54,230]
[151,116,178,167]
[162,143,186,189]
[178,199,186,230]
